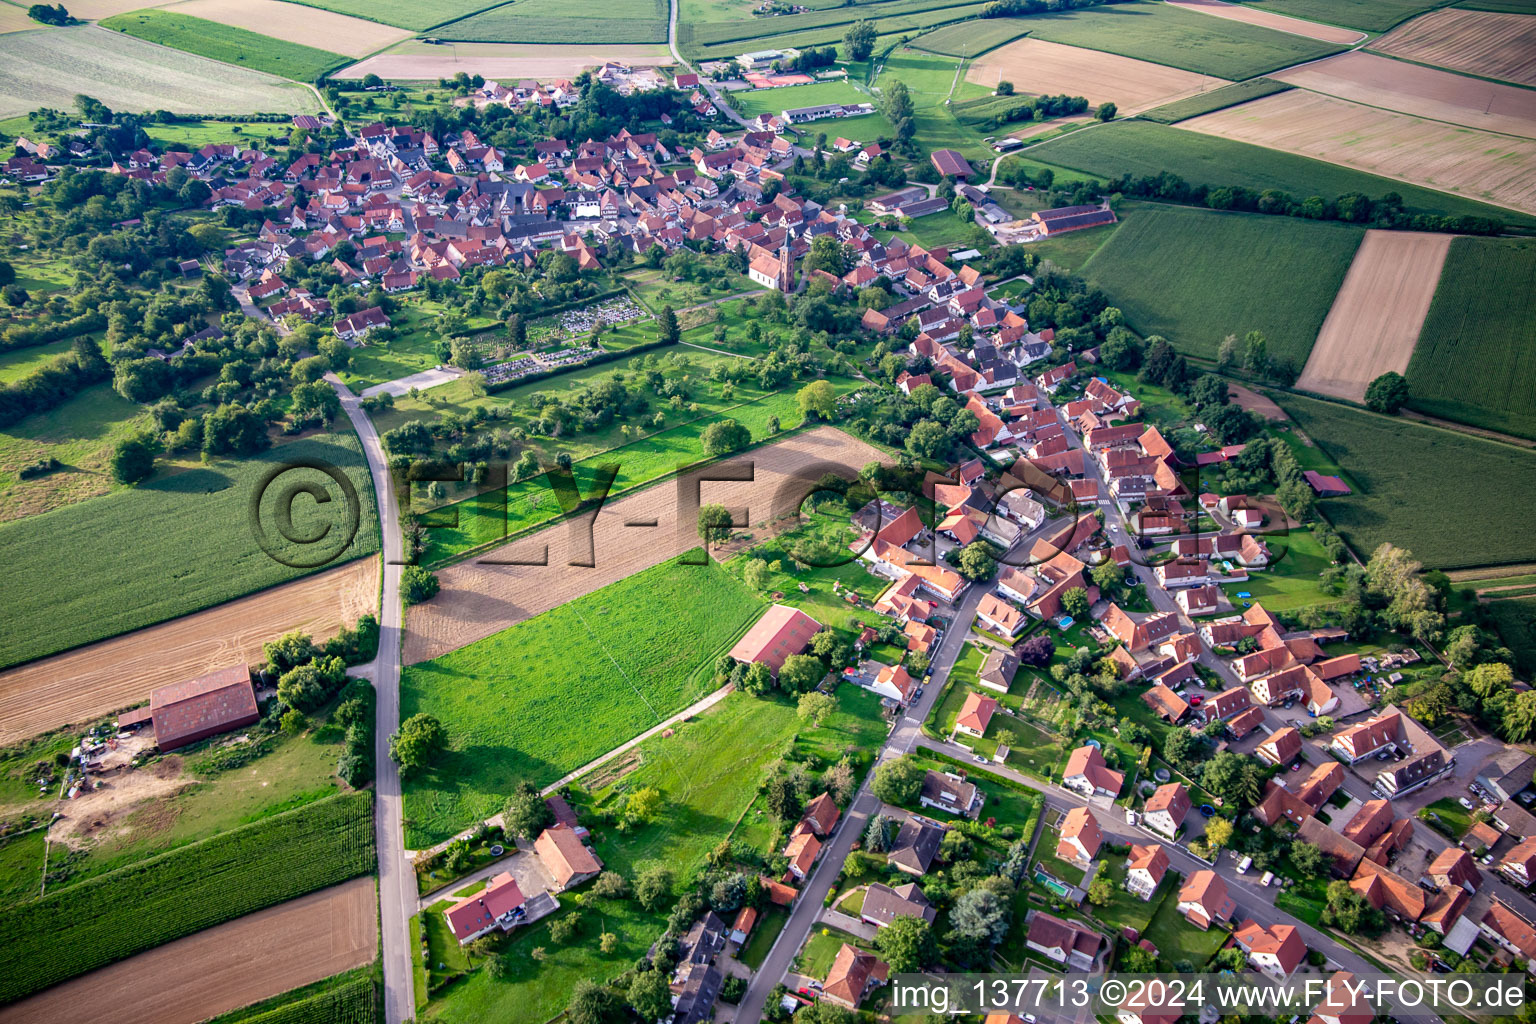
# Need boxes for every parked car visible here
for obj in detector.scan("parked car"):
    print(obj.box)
[1189,695,1203,706]
[913,687,924,700]
[1459,797,1475,810]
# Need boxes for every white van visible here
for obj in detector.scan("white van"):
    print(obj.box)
[1236,856,1253,874]
[1260,871,1275,887]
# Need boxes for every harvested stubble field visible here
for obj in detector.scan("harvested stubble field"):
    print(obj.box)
[162,0,410,57]
[1026,118,1536,226]
[1181,89,1536,216]
[1297,230,1451,402]
[0,431,378,670]
[0,556,376,744]
[31,0,174,15]
[1166,0,1364,42]
[1273,51,1536,139]
[992,0,1343,80]
[1278,393,1536,569]
[0,25,319,117]
[440,0,668,43]
[0,878,377,1024]
[1081,205,1362,369]
[965,38,1226,115]
[0,3,43,32]
[335,40,669,80]
[1372,8,1536,86]
[1406,237,1536,440]
[403,425,887,663]
[400,554,765,846]
[101,9,348,80]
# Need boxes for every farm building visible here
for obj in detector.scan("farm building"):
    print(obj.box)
[728,604,821,674]
[1303,471,1352,496]
[444,872,527,944]
[116,665,261,751]
[930,149,971,179]
[1032,204,1117,236]
[535,824,603,891]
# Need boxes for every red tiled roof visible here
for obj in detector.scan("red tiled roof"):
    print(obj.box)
[729,604,821,673]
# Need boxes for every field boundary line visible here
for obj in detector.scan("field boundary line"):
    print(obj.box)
[1358,46,1536,96]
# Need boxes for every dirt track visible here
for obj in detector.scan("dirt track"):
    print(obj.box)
[1297,231,1450,402]
[1166,0,1364,44]
[0,557,377,744]
[0,878,376,1024]
[1373,8,1536,87]
[966,38,1225,116]
[165,0,409,56]
[404,427,888,664]
[1228,384,1287,422]
[1274,51,1536,139]
[1181,89,1536,215]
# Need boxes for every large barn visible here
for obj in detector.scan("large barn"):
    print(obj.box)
[117,665,261,751]
[728,604,821,674]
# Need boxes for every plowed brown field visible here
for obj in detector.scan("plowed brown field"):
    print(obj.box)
[1372,8,1536,87]
[1297,230,1451,402]
[1274,51,1536,138]
[966,38,1226,116]
[0,878,376,1024]
[165,0,409,56]
[0,557,377,743]
[1166,0,1364,44]
[336,40,671,81]
[404,427,887,663]
[1181,90,1536,215]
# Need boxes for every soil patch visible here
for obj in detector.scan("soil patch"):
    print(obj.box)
[0,557,377,744]
[0,877,376,1024]
[1227,384,1287,421]
[1297,230,1451,402]
[966,37,1226,116]
[1372,8,1536,87]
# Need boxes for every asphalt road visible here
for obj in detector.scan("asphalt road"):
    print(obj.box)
[330,375,413,1024]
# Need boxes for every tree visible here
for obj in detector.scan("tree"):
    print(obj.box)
[635,866,673,911]
[592,871,629,899]
[956,542,997,582]
[1090,561,1122,597]
[739,660,775,696]
[798,691,836,726]
[507,313,527,347]
[1087,875,1113,906]
[996,80,1015,96]
[825,758,855,804]
[110,430,161,484]
[701,418,751,456]
[1016,633,1054,667]
[362,72,382,89]
[1189,373,1229,410]
[1365,371,1410,414]
[402,565,440,604]
[1243,330,1270,377]
[1204,816,1235,850]
[864,813,894,852]
[628,971,673,1022]
[875,915,935,973]
[1217,333,1239,368]
[844,19,876,61]
[796,1002,854,1024]
[389,713,445,773]
[1291,841,1326,879]
[503,782,554,839]
[881,79,916,146]
[949,887,1010,946]
[906,419,948,459]
[765,773,803,820]
[778,654,824,693]
[567,978,621,1024]
[1202,750,1264,809]
[1323,879,1384,935]
[657,304,678,344]
[697,503,735,549]
[1095,101,1117,121]
[1060,587,1090,620]
[622,786,662,827]
[871,754,925,804]
[744,558,770,590]
[797,380,837,421]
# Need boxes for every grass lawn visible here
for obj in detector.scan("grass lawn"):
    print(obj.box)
[335,331,442,392]
[0,381,152,523]
[738,905,790,969]
[724,509,894,632]
[1005,0,1343,78]
[423,688,885,1023]
[1081,204,1363,369]
[1143,888,1228,968]
[0,337,82,383]
[147,119,297,149]
[1026,120,1536,227]
[400,554,765,846]
[0,431,378,670]
[727,80,874,119]
[0,830,44,907]
[1423,797,1474,841]
[1023,214,1122,273]
[1002,717,1061,781]
[1034,845,1087,887]
[872,208,990,252]
[1219,528,1336,612]
[1277,393,1536,569]
[1406,237,1536,441]
[1089,855,1164,936]
[912,16,1031,56]
[100,11,348,81]
[871,51,997,164]
[796,926,871,979]
[623,266,757,314]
